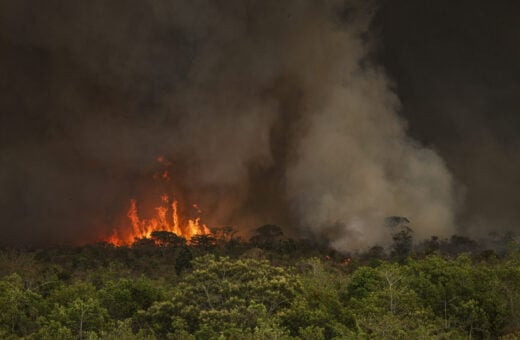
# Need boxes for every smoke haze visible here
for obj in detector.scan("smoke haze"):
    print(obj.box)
[372,0,520,237]
[2,0,515,249]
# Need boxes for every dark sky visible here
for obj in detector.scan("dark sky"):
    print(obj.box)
[373,0,520,233]
[0,0,519,246]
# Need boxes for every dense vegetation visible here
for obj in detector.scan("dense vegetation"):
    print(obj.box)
[1,226,520,339]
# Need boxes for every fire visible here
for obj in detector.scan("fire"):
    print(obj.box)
[107,194,211,246]
[106,156,211,246]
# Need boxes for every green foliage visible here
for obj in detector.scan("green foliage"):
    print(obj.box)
[33,320,74,339]
[100,319,155,340]
[347,265,384,300]
[42,297,110,339]
[0,273,43,337]
[98,277,163,320]
[2,235,520,338]
[280,258,354,338]
[406,254,510,337]
[135,255,298,337]
[346,262,447,338]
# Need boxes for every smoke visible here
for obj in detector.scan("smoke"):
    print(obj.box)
[371,0,520,238]
[0,0,457,248]
[280,8,456,249]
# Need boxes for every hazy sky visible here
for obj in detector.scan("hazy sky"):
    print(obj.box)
[0,0,518,247]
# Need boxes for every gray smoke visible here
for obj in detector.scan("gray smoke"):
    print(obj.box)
[0,0,457,248]
[280,6,456,250]
[373,0,520,238]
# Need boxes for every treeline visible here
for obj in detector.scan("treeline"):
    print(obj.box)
[1,226,520,339]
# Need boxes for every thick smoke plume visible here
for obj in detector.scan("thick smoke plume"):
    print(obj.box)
[373,0,520,237]
[0,0,456,249]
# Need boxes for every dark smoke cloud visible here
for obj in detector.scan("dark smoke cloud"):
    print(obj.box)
[5,0,513,248]
[372,0,520,236]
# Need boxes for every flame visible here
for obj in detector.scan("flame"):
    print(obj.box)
[107,193,211,246]
[106,157,211,246]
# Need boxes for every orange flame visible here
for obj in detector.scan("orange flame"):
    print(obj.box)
[106,157,211,246]
[107,193,211,246]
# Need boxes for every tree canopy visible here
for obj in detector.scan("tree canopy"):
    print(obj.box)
[1,228,520,338]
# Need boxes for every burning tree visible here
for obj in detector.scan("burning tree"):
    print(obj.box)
[107,194,211,246]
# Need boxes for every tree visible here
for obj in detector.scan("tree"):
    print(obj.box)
[0,273,43,337]
[442,234,480,256]
[150,231,186,248]
[249,224,284,250]
[391,226,414,261]
[150,254,300,337]
[189,234,216,251]
[406,255,462,331]
[43,297,110,339]
[99,278,163,320]
[280,258,355,338]
[361,245,386,266]
[406,254,509,337]
[346,262,450,338]
[175,246,193,275]
[211,226,238,243]
[100,319,155,340]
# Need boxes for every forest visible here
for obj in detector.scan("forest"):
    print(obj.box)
[1,225,520,339]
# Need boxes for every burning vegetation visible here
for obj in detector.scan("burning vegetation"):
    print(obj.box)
[106,194,211,246]
[106,157,211,246]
